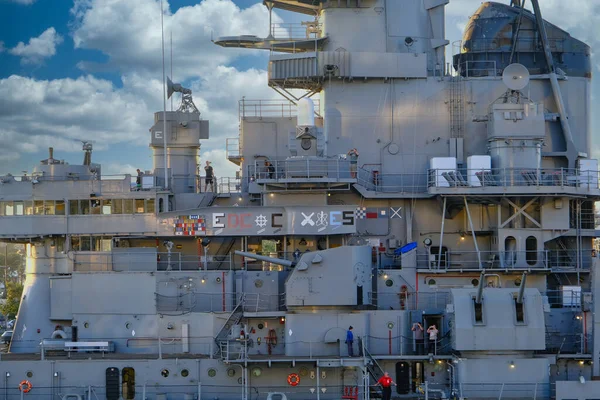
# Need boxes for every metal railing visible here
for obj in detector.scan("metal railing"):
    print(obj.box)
[417,249,593,271]
[428,167,599,190]
[269,22,323,40]
[226,137,241,159]
[72,251,235,272]
[357,168,427,193]
[459,37,566,53]
[239,98,320,119]
[248,158,355,182]
[368,291,450,311]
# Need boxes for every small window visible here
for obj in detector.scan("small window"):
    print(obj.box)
[135,199,144,214]
[90,200,101,215]
[81,236,91,251]
[102,200,112,215]
[14,201,24,216]
[471,279,479,287]
[71,237,81,251]
[181,369,189,377]
[207,368,217,377]
[113,199,123,214]
[161,369,170,378]
[69,200,79,215]
[26,371,33,378]
[428,279,436,286]
[123,199,134,214]
[385,279,394,287]
[146,199,155,213]
[81,200,90,215]
[4,202,14,216]
[34,200,44,215]
[55,200,65,215]
[44,200,55,215]
[24,201,33,215]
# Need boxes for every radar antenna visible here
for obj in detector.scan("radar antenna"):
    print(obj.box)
[79,140,95,166]
[167,77,199,113]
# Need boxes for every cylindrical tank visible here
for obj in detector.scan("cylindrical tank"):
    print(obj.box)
[297,98,315,126]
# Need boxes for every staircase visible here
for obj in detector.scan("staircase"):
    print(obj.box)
[214,238,236,269]
[364,346,384,399]
[214,297,245,360]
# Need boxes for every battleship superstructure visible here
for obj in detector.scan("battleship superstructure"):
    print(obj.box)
[0,0,598,399]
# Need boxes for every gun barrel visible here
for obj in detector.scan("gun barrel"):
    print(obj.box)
[475,271,485,304]
[517,273,527,304]
[234,250,294,268]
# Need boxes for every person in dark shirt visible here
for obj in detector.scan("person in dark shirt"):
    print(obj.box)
[346,326,354,357]
[204,161,214,192]
[265,160,275,179]
[373,372,397,400]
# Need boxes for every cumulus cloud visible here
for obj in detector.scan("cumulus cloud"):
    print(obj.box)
[70,0,276,79]
[9,27,63,65]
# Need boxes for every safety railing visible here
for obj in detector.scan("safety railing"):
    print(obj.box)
[226,137,241,159]
[428,167,599,190]
[269,22,323,40]
[364,333,453,357]
[423,381,552,400]
[239,98,320,119]
[368,291,450,311]
[459,37,566,53]
[417,250,550,270]
[248,158,355,182]
[72,251,236,272]
[356,168,428,193]
[544,332,592,355]
[456,60,498,78]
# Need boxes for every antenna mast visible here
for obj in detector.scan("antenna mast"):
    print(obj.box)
[160,0,169,194]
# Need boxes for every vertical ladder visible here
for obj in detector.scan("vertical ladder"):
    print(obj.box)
[449,76,464,139]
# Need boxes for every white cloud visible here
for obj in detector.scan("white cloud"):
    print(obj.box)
[9,27,63,65]
[70,0,276,79]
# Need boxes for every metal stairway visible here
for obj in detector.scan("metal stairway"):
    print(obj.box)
[214,297,245,359]
[364,346,384,399]
[214,238,236,269]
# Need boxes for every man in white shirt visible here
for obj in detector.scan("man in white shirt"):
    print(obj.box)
[427,324,438,354]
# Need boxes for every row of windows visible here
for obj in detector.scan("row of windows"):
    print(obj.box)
[0,199,155,216]
[71,236,113,252]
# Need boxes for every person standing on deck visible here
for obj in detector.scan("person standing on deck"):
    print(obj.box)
[373,371,397,400]
[346,326,354,357]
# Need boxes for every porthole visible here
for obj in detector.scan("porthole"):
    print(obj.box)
[299,367,308,377]
[215,277,222,283]
[471,279,479,287]
[227,368,236,377]
[514,278,522,286]
[181,369,189,378]
[385,279,394,287]
[207,368,217,377]
[84,322,90,329]
[251,367,262,377]
[387,322,394,329]
[161,369,170,378]
[255,279,263,288]
[238,377,243,384]
[26,371,33,378]
[257,323,264,330]
[125,322,131,329]
[428,279,436,286]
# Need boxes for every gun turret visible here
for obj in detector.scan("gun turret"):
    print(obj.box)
[234,251,295,268]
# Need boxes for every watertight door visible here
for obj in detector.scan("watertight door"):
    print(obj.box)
[105,367,120,400]
[395,362,410,394]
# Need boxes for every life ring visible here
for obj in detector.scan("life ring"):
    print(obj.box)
[19,380,32,393]
[52,330,67,339]
[287,373,300,386]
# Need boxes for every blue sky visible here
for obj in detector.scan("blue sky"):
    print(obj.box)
[0,0,598,179]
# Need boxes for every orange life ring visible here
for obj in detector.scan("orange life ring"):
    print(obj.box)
[19,380,32,393]
[287,373,300,386]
